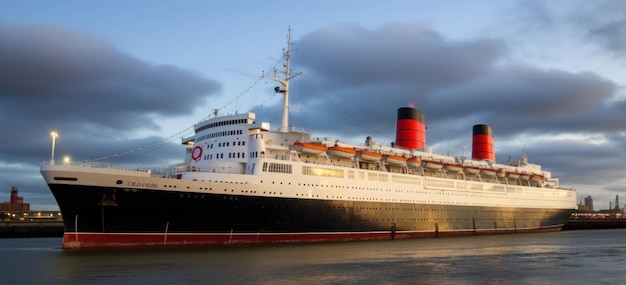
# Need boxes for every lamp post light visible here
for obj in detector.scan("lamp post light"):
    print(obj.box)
[50,131,58,165]
[64,156,70,165]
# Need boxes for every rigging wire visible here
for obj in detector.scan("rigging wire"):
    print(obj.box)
[85,52,287,163]
[300,74,394,141]
[85,75,266,163]
[300,75,392,122]
[84,49,288,163]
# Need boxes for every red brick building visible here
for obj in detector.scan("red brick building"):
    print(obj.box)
[0,186,30,211]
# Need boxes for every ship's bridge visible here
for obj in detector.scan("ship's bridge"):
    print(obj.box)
[182,112,256,145]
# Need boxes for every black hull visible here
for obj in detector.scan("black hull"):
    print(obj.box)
[49,184,573,248]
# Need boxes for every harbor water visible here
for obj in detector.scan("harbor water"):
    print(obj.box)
[1,229,625,284]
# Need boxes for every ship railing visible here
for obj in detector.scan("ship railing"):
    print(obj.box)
[41,159,147,171]
[41,159,190,178]
[280,126,309,134]
[83,161,156,172]
[151,163,193,178]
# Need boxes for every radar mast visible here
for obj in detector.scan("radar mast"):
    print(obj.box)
[264,27,298,133]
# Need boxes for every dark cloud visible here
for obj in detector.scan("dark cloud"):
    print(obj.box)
[0,23,221,130]
[540,0,626,59]
[290,23,620,142]
[0,22,220,143]
[427,65,618,137]
[295,22,507,91]
[586,18,626,57]
[561,0,626,58]
[504,138,625,185]
[0,23,221,205]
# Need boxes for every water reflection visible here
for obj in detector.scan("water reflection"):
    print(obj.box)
[1,230,625,284]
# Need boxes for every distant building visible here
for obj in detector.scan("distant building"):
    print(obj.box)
[577,195,594,212]
[0,186,30,211]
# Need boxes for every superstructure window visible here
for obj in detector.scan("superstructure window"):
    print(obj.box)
[262,162,293,174]
[194,128,247,143]
[195,118,249,133]
[302,166,344,178]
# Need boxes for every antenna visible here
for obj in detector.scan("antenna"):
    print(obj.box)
[263,27,301,133]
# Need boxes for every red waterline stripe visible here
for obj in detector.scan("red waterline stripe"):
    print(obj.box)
[61,225,563,249]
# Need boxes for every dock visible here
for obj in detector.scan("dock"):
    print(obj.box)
[1,210,64,238]
[0,221,64,238]
[563,218,626,230]
[1,216,624,238]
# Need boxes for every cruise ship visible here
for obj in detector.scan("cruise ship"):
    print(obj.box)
[40,31,577,249]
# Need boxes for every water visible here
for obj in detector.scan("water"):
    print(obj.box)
[0,229,625,284]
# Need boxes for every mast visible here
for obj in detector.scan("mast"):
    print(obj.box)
[265,27,296,133]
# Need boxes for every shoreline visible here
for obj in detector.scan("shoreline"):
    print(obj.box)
[2,217,625,239]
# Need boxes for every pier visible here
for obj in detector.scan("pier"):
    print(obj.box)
[563,218,626,230]
[563,210,626,230]
[2,210,625,238]
[1,211,63,238]
[0,220,63,238]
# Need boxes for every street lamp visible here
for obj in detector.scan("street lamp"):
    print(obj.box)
[50,131,58,165]
[64,156,70,165]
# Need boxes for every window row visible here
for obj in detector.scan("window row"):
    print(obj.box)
[195,119,248,133]
[302,166,344,178]
[205,141,246,149]
[262,162,293,174]
[196,129,245,142]
[203,152,246,160]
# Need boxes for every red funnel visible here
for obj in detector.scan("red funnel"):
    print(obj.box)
[395,107,425,149]
[472,124,495,161]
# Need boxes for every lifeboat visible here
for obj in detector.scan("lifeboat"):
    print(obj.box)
[519,173,531,180]
[444,164,463,173]
[385,155,407,165]
[326,146,357,159]
[496,169,506,178]
[357,150,382,162]
[530,174,545,183]
[463,166,480,175]
[506,172,520,179]
[480,168,497,177]
[293,141,327,155]
[421,160,444,170]
[407,157,421,168]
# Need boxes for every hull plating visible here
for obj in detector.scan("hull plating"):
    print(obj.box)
[50,184,572,249]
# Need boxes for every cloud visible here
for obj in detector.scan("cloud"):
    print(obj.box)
[295,22,507,91]
[482,0,626,75]
[427,65,618,136]
[586,18,626,57]
[557,0,626,59]
[290,23,620,142]
[0,23,221,130]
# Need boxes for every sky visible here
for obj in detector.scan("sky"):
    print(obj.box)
[1,0,625,210]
